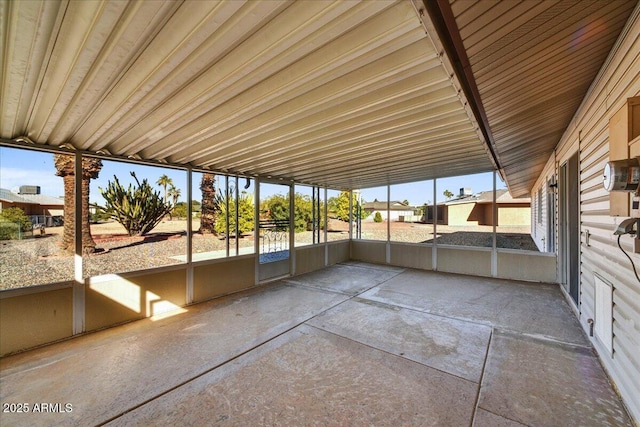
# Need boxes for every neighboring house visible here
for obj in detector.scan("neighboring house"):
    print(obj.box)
[424,188,531,226]
[0,187,64,226]
[361,201,416,221]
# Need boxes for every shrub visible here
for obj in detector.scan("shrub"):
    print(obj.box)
[214,191,255,235]
[261,193,320,232]
[374,211,383,222]
[99,172,172,236]
[0,207,32,239]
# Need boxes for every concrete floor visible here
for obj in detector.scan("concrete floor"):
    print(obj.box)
[0,262,633,426]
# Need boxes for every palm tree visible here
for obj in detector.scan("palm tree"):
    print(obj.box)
[199,173,217,234]
[168,185,181,206]
[54,154,103,254]
[156,174,173,204]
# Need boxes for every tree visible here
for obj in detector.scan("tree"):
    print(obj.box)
[172,202,188,220]
[443,189,454,200]
[167,184,181,206]
[374,211,383,222]
[327,191,359,222]
[0,207,32,240]
[199,173,218,234]
[261,193,315,232]
[54,154,103,254]
[99,172,172,236]
[214,191,254,235]
[156,174,173,204]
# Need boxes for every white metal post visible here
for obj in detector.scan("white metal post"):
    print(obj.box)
[386,184,391,264]
[235,176,240,256]
[290,183,295,275]
[225,175,230,257]
[254,178,260,285]
[186,166,193,304]
[348,189,353,240]
[324,187,329,266]
[492,170,498,277]
[433,179,437,271]
[73,150,84,335]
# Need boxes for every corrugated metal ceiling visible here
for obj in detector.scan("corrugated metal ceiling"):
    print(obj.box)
[2,0,637,194]
[448,0,637,197]
[0,0,494,190]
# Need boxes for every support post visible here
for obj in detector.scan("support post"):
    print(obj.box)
[290,184,296,275]
[73,150,84,335]
[235,176,240,256]
[225,175,230,257]
[254,178,260,285]
[492,170,498,277]
[386,184,391,264]
[433,179,438,271]
[186,166,193,304]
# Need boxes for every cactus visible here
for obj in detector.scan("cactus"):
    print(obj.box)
[99,172,173,236]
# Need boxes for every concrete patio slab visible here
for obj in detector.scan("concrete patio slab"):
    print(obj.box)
[339,260,406,272]
[360,269,588,346]
[308,298,491,382]
[284,263,402,295]
[478,330,632,427]
[473,409,527,426]
[0,264,633,426]
[106,324,478,427]
[0,283,348,427]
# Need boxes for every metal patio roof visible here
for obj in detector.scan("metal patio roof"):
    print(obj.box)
[1,0,636,194]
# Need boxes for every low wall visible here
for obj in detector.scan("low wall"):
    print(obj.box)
[0,285,73,355]
[351,240,556,283]
[193,255,256,302]
[497,249,556,282]
[295,245,325,275]
[351,240,386,264]
[86,267,187,332]
[436,245,492,277]
[328,240,350,265]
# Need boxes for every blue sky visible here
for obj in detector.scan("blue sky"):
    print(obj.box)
[1,146,504,206]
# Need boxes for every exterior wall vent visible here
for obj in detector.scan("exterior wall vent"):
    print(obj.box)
[594,274,613,356]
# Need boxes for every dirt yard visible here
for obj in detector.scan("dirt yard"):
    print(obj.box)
[1,218,536,290]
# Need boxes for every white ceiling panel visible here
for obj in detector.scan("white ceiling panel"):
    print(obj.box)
[1,0,493,190]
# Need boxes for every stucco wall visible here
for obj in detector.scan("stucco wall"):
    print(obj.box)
[0,287,73,356]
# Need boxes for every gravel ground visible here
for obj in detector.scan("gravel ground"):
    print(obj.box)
[1,220,536,290]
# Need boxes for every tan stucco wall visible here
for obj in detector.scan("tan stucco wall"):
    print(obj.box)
[86,268,187,332]
[328,241,349,265]
[498,205,531,226]
[194,256,255,302]
[446,203,477,226]
[497,250,556,283]
[351,240,386,264]
[447,203,531,226]
[390,243,432,270]
[0,287,73,356]
[437,246,492,276]
[295,245,325,275]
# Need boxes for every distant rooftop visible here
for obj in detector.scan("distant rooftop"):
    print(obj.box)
[0,188,64,206]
